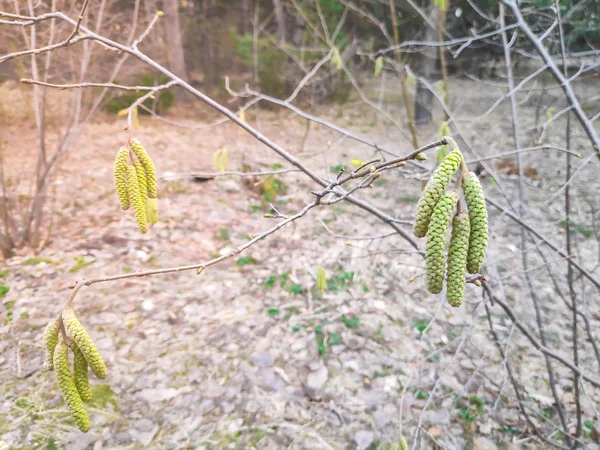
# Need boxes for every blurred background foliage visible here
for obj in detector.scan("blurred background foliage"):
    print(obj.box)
[2,0,598,112]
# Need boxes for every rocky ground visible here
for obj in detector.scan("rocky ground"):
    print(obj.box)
[1,78,600,449]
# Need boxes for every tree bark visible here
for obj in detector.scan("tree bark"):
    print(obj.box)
[414,0,438,124]
[164,0,189,82]
[239,0,250,35]
[273,0,286,44]
[389,0,419,148]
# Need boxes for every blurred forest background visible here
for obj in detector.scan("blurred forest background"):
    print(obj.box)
[1,1,600,449]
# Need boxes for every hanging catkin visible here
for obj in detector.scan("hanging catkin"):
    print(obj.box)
[62,307,107,380]
[134,161,148,198]
[129,138,157,198]
[43,318,60,371]
[126,163,148,234]
[113,146,131,210]
[72,343,92,402]
[54,338,91,432]
[446,213,470,307]
[413,150,463,237]
[463,171,488,273]
[425,191,458,294]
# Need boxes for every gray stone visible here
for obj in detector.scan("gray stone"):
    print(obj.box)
[112,432,131,445]
[134,418,157,432]
[309,361,321,371]
[221,401,235,414]
[137,387,179,403]
[252,351,274,368]
[130,419,159,447]
[178,393,201,408]
[65,432,96,450]
[198,399,215,415]
[258,368,286,391]
[373,410,391,428]
[473,436,497,450]
[221,179,241,193]
[357,387,386,406]
[354,430,374,450]
[307,365,328,390]
[422,409,450,425]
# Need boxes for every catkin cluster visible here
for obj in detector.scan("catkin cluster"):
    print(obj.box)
[113,138,158,234]
[43,308,108,432]
[462,172,488,274]
[413,150,462,238]
[412,147,489,307]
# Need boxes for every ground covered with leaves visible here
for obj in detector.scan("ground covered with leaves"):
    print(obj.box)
[1,79,600,449]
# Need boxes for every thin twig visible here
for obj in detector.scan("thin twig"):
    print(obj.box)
[65,0,90,42]
[483,281,600,388]
[59,137,447,309]
[502,0,600,154]
[411,302,483,449]
[373,23,519,56]
[555,0,582,440]
[484,298,568,449]
[159,169,301,181]
[465,145,580,163]
[21,79,173,91]
[125,80,178,129]
[132,10,162,49]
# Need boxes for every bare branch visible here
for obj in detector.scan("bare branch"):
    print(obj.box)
[65,0,90,43]
[465,145,580,163]
[373,24,519,57]
[20,79,174,91]
[132,10,163,49]
[503,0,600,155]
[160,169,301,181]
[484,281,600,388]
[0,34,88,63]
[486,197,600,291]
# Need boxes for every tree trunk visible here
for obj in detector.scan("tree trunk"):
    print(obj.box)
[164,0,189,82]
[273,0,286,44]
[414,0,438,124]
[239,0,250,35]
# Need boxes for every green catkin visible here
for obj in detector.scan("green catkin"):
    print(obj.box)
[446,213,471,307]
[113,146,131,210]
[463,171,489,273]
[54,338,91,432]
[72,343,92,402]
[62,307,107,380]
[426,191,458,294]
[126,164,148,234]
[129,138,157,198]
[43,318,60,371]
[413,150,463,238]
[134,161,148,198]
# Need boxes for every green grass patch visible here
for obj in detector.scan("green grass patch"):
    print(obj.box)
[327,269,354,292]
[330,164,345,174]
[236,256,257,266]
[215,228,231,242]
[23,257,56,265]
[340,314,360,329]
[90,384,119,410]
[413,319,430,334]
[69,256,96,273]
[559,219,593,238]
[264,275,277,287]
[327,332,342,346]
